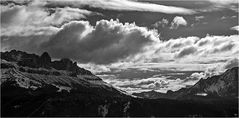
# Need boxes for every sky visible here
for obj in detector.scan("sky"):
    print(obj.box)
[1,0,239,93]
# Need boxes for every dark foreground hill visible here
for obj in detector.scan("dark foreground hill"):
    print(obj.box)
[1,50,238,117]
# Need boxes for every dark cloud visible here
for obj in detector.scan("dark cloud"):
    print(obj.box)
[41,20,157,64]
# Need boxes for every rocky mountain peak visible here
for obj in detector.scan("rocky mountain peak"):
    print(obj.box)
[1,50,93,76]
[40,52,51,62]
[39,52,51,68]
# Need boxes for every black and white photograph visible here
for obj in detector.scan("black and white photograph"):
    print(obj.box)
[0,0,239,117]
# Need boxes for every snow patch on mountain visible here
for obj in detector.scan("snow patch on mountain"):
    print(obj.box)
[52,84,71,92]
[195,93,208,96]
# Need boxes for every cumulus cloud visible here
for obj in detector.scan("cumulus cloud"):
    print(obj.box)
[190,72,206,80]
[47,0,196,15]
[182,72,206,85]
[231,25,239,32]
[204,65,221,77]
[40,19,159,64]
[2,19,160,64]
[152,18,169,28]
[151,35,239,64]
[170,16,187,29]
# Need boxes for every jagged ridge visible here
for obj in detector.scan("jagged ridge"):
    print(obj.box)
[1,50,93,76]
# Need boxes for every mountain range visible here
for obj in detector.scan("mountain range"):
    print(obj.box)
[1,50,238,117]
[133,66,238,100]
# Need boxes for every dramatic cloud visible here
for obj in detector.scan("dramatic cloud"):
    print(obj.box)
[2,19,159,64]
[170,16,187,29]
[41,19,159,64]
[47,0,196,15]
[2,17,239,66]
